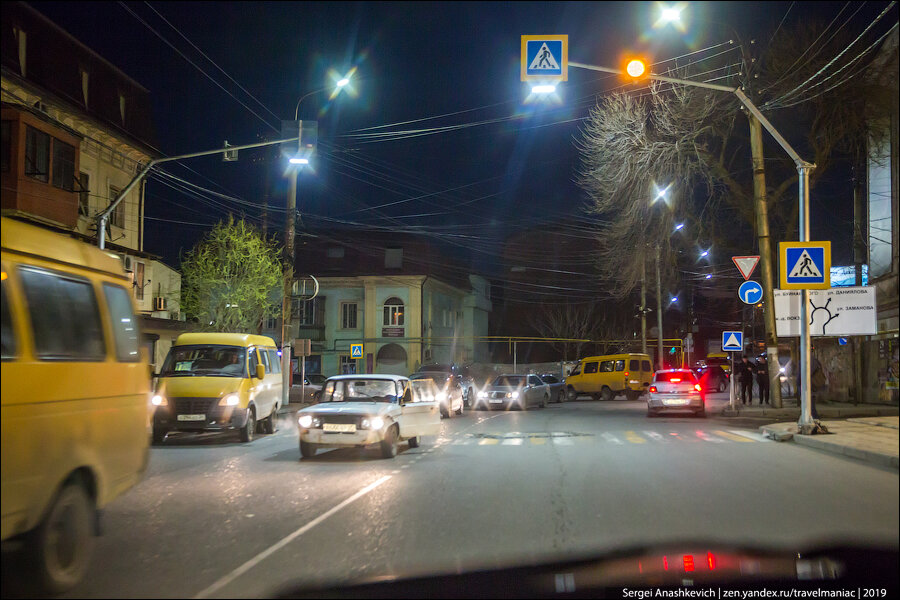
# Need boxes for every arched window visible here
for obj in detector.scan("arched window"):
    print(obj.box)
[383,297,404,326]
[376,343,407,365]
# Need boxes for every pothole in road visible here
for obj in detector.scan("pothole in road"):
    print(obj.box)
[468,431,594,440]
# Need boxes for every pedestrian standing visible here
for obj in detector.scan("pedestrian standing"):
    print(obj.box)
[738,356,753,405]
[755,356,770,405]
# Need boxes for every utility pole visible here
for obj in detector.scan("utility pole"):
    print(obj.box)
[640,250,648,356]
[656,244,664,369]
[748,113,783,408]
[280,123,302,407]
[852,151,866,403]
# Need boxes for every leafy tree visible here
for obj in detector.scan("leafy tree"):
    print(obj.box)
[181,217,282,332]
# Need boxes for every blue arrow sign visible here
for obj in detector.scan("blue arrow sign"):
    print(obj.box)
[838,337,848,346]
[738,280,763,305]
[722,331,743,352]
[350,344,363,359]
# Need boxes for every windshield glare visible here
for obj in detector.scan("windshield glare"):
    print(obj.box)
[320,379,400,402]
[159,345,247,378]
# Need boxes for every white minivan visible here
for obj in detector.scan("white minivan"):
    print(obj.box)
[297,374,441,459]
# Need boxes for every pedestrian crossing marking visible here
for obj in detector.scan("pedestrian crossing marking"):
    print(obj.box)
[530,437,547,445]
[602,433,623,445]
[713,429,754,442]
[726,429,772,442]
[625,431,646,444]
[695,430,725,443]
[501,437,524,445]
[643,431,668,443]
[553,436,574,445]
[478,438,499,445]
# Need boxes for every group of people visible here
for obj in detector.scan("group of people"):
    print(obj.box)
[735,355,770,405]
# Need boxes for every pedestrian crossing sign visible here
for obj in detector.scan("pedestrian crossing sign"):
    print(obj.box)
[521,35,568,82]
[722,331,743,352]
[779,241,831,289]
[350,344,363,359]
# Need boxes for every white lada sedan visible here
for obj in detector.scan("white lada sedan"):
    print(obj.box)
[297,374,441,459]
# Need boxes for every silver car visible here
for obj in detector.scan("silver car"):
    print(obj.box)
[476,374,549,411]
[647,369,706,418]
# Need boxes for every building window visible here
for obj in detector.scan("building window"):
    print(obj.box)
[52,139,75,190]
[340,355,357,375]
[78,172,90,217]
[134,261,145,301]
[383,297,404,326]
[385,248,402,269]
[264,315,278,330]
[109,185,125,228]
[25,125,50,182]
[1,121,10,173]
[341,302,358,329]
[295,297,324,326]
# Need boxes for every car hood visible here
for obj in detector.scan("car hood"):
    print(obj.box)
[299,402,396,416]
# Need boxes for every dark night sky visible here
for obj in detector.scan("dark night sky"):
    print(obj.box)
[25,1,895,274]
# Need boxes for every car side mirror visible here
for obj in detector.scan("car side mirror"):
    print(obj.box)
[255,364,266,380]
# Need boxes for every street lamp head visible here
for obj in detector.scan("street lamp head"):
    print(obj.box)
[626,59,646,78]
[289,157,310,165]
[700,250,709,258]
[674,223,684,231]
[531,84,557,94]
[336,77,350,88]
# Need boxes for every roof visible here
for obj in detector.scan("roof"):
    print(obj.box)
[1,216,126,279]
[174,333,277,347]
[580,353,651,360]
[325,374,408,382]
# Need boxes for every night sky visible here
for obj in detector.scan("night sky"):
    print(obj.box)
[26,1,894,274]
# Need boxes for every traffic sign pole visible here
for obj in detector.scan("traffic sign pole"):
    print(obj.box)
[799,167,814,432]
[729,352,735,411]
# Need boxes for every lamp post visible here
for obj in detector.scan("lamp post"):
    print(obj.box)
[280,75,352,408]
[568,58,815,429]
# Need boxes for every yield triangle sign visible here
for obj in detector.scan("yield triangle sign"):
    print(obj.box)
[789,249,822,278]
[732,256,760,280]
[529,43,560,70]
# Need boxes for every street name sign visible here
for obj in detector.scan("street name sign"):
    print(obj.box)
[722,331,743,352]
[350,343,363,359]
[774,286,877,337]
[521,35,568,82]
[779,241,831,289]
[738,280,763,305]
[732,255,760,280]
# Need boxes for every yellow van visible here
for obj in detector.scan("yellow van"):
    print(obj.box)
[565,353,654,401]
[706,352,732,375]
[151,332,283,443]
[1,217,149,594]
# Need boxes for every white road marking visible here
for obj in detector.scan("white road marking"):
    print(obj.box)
[193,475,391,599]
[602,433,623,445]
[695,430,726,443]
[552,437,574,446]
[501,437,524,445]
[727,429,772,442]
[643,431,668,443]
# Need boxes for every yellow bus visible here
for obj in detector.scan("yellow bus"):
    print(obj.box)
[1,217,150,594]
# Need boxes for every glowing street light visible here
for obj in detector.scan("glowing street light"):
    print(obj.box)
[705,274,713,280]
[674,223,684,231]
[699,250,709,258]
[626,59,646,78]
[661,6,682,23]
[532,84,557,94]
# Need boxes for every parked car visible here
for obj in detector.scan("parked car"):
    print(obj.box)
[539,373,566,403]
[297,375,441,459]
[476,374,550,411]
[295,372,327,403]
[410,374,464,418]
[647,369,706,418]
[411,363,477,408]
[696,365,729,393]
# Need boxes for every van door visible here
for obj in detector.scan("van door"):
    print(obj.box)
[398,381,440,438]
[582,361,600,392]
[265,348,283,413]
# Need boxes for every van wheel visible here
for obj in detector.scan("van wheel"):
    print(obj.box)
[240,410,255,443]
[24,480,95,595]
[600,387,613,402]
[264,408,277,434]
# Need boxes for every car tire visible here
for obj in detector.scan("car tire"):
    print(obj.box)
[408,436,419,448]
[239,409,255,443]
[300,440,317,458]
[647,409,658,418]
[625,390,640,401]
[152,426,166,445]
[600,387,613,402]
[541,394,548,408]
[455,400,463,416]
[264,407,277,434]
[441,407,451,419]
[380,425,399,459]
[24,479,95,595]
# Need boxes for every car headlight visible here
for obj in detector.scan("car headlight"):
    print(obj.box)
[151,394,167,406]
[509,391,519,399]
[478,391,487,398]
[436,392,447,402]
[218,394,240,407]
[298,415,313,428]
[370,416,385,430]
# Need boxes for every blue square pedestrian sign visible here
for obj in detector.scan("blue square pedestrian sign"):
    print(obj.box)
[350,344,363,359]
[722,331,743,352]
[521,35,568,81]
[779,241,831,289]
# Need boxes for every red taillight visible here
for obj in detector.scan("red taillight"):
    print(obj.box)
[707,552,716,570]
[683,555,695,572]
[663,556,669,571]
[624,371,629,377]
[671,378,681,382]
[649,386,658,393]
[694,384,702,392]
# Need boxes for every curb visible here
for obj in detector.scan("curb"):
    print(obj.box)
[790,434,899,469]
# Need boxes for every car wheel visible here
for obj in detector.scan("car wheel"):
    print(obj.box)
[380,425,399,458]
[408,436,419,448]
[557,390,565,403]
[541,394,548,408]
[299,440,317,458]
[239,409,255,443]
[625,390,640,402]
[567,387,578,401]
[455,400,463,416]
[152,426,166,445]
[441,407,451,419]
[600,387,613,402]
[264,407,277,434]
[24,480,95,595]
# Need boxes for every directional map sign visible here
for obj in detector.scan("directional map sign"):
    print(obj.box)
[521,35,568,82]
[738,280,764,305]
[732,255,760,280]
[350,344,363,359]
[779,241,831,289]
[774,286,877,337]
[722,331,743,352]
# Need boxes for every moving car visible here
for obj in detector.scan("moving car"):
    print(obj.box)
[151,333,282,443]
[696,364,729,392]
[539,372,566,403]
[410,374,464,418]
[1,217,150,594]
[565,353,653,401]
[476,374,550,410]
[647,369,706,418]
[412,363,477,408]
[297,374,441,458]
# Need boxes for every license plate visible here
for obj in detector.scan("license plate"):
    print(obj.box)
[177,414,206,421]
[324,423,356,433]
[663,399,689,406]
[489,399,504,404]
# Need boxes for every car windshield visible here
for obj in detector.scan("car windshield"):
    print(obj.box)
[409,378,439,401]
[319,379,400,403]
[158,345,246,378]
[492,375,525,387]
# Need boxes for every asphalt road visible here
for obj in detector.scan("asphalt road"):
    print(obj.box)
[4,393,898,598]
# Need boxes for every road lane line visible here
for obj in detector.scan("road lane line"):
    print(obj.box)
[625,431,646,444]
[193,475,392,599]
[714,429,755,442]
[602,433,623,445]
